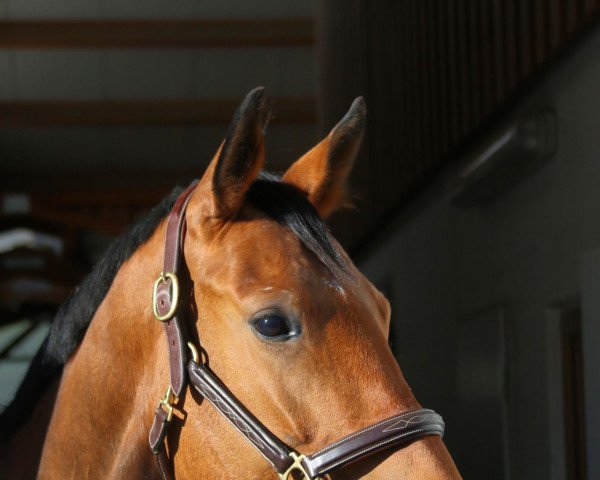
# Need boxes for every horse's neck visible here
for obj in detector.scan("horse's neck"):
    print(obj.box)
[34,224,168,478]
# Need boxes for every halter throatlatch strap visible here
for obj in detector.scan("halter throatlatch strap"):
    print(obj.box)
[148,181,446,480]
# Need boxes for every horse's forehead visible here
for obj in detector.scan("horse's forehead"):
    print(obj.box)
[228,214,303,263]
[204,215,316,287]
[192,211,382,317]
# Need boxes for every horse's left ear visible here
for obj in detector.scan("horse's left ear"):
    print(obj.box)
[199,87,268,219]
[282,97,366,218]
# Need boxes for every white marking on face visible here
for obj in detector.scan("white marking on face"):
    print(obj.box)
[323,278,345,296]
[261,286,273,291]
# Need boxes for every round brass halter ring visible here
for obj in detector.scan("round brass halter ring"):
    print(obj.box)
[152,272,179,321]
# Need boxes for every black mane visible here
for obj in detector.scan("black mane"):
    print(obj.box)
[0,174,345,438]
[0,186,183,438]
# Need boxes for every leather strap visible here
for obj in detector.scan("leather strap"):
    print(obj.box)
[300,409,444,478]
[155,448,174,480]
[149,406,171,454]
[149,402,174,479]
[188,358,444,479]
[188,359,295,473]
[154,181,198,397]
[148,181,446,480]
[149,182,197,480]
[149,406,174,480]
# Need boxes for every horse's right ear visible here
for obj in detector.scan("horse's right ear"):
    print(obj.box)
[198,87,267,219]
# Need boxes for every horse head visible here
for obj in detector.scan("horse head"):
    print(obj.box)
[172,88,460,478]
[4,88,461,479]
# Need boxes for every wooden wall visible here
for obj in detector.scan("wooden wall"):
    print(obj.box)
[317,0,600,251]
[0,2,317,316]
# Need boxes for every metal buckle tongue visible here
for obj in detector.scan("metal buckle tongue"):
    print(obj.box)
[158,385,176,422]
[278,452,325,480]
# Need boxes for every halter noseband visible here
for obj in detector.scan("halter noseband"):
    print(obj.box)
[148,185,445,480]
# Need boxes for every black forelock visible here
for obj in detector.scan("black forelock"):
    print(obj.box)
[247,172,348,279]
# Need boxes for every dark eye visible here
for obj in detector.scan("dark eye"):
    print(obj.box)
[252,312,294,340]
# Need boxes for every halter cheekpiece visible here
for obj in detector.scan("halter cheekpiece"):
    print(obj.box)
[148,184,445,480]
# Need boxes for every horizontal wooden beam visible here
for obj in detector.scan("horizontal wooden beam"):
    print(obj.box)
[0,277,73,307]
[0,169,198,193]
[29,190,170,234]
[0,98,315,127]
[0,19,313,49]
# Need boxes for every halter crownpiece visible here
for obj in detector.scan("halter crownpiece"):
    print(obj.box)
[148,185,445,480]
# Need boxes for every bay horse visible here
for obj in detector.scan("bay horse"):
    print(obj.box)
[0,88,461,479]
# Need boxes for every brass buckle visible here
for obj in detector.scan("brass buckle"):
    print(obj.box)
[152,272,179,321]
[278,452,316,480]
[188,342,200,364]
[158,385,176,422]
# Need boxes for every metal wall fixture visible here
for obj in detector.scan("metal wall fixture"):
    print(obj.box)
[450,110,558,208]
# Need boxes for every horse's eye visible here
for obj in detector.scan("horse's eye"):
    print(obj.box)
[253,313,292,340]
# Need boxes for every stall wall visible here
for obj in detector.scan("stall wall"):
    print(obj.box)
[358,25,600,479]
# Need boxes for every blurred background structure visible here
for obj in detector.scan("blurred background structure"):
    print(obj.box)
[2,1,600,479]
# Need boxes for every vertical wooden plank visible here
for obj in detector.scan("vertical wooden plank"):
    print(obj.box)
[424,0,437,173]
[397,0,412,202]
[515,0,529,82]
[468,0,482,126]
[437,0,451,155]
[447,0,461,146]
[533,0,546,68]
[479,0,493,118]
[504,0,518,91]
[492,0,506,104]
[410,0,422,186]
[560,309,588,480]
[548,0,561,48]
[584,0,598,15]
[527,0,536,77]
[388,2,406,196]
[409,0,421,180]
[576,0,586,24]
[396,0,407,193]
[558,0,570,40]
[396,1,411,194]
[565,0,578,36]
[457,0,470,139]
[415,0,426,182]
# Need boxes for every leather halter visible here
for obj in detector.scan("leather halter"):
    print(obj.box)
[148,185,445,479]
